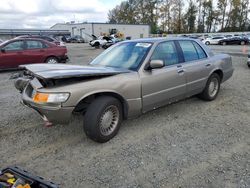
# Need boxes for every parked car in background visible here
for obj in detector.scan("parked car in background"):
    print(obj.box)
[61,35,71,43]
[203,36,225,45]
[0,38,68,69]
[89,35,119,48]
[15,38,233,143]
[102,36,122,49]
[218,37,249,45]
[16,35,64,46]
[89,36,110,48]
[69,35,85,43]
[225,35,233,38]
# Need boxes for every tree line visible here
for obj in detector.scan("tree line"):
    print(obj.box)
[108,0,250,34]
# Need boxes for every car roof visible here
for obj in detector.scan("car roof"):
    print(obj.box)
[0,38,52,46]
[122,37,201,43]
[17,35,56,41]
[119,37,214,57]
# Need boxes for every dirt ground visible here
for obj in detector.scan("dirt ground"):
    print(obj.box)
[0,44,250,188]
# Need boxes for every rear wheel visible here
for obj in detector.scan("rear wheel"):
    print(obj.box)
[240,41,245,45]
[199,73,221,101]
[222,42,227,45]
[83,96,123,143]
[46,57,59,64]
[205,41,210,45]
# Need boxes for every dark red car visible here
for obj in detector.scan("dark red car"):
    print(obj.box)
[0,38,68,70]
[15,35,64,46]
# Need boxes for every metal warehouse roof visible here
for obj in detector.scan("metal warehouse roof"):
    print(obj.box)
[51,22,150,28]
[0,29,70,35]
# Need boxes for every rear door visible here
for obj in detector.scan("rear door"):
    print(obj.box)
[0,40,25,69]
[213,37,224,44]
[177,40,213,96]
[23,40,47,64]
[140,41,187,112]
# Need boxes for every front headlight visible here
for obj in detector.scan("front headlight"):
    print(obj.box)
[33,92,70,103]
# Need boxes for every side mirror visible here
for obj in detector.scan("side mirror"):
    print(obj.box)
[146,60,164,70]
[1,48,5,53]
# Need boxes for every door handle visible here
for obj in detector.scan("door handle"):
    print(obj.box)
[177,69,185,74]
[206,63,211,67]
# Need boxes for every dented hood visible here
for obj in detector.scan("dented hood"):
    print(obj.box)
[20,64,130,80]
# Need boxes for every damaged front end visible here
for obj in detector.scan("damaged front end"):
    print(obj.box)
[14,69,74,126]
[16,77,74,126]
[14,63,130,126]
[15,76,32,92]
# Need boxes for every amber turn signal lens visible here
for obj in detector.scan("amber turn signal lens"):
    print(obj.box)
[33,93,49,103]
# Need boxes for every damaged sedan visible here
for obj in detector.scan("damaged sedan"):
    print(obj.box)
[15,38,234,143]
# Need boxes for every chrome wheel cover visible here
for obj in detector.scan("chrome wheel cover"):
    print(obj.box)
[99,105,119,136]
[47,58,57,64]
[208,78,219,98]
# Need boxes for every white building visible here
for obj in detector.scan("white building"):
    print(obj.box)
[50,22,150,42]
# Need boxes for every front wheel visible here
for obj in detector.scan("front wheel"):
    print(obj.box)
[205,41,210,45]
[198,73,221,101]
[46,57,59,64]
[83,96,123,143]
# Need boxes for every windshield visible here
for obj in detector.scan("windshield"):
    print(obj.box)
[90,42,152,71]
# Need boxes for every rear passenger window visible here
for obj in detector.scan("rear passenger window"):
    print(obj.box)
[26,41,44,49]
[151,41,179,66]
[192,42,207,59]
[179,40,199,62]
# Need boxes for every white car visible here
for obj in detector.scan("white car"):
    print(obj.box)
[203,36,225,45]
[89,35,117,48]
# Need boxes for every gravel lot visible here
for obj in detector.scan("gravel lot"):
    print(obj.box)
[0,44,250,188]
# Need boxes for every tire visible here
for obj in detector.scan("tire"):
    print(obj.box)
[198,73,221,101]
[205,41,210,45]
[240,41,245,45]
[248,62,250,68]
[222,42,227,46]
[94,42,100,49]
[84,96,123,143]
[45,57,59,64]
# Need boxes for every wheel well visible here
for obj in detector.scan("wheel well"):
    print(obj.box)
[73,92,128,119]
[45,56,58,63]
[213,69,223,81]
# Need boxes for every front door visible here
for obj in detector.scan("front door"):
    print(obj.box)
[140,41,187,112]
[0,40,25,69]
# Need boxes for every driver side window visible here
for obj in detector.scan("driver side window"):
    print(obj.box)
[3,41,24,51]
[151,41,179,66]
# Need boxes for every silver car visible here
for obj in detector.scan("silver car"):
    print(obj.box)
[15,38,234,143]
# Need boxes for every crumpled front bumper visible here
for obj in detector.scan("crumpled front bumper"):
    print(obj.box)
[21,82,74,124]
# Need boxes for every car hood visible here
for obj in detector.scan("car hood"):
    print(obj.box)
[92,34,97,40]
[20,64,131,80]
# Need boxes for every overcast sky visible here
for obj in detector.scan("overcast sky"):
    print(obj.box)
[0,0,123,29]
